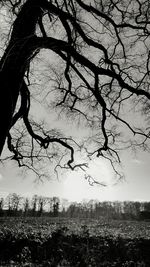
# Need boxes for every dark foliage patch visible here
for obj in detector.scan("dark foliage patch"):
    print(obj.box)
[0,226,149,266]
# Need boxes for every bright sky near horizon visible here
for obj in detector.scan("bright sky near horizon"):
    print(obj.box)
[0,149,150,202]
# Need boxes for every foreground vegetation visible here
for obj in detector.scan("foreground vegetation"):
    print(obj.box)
[0,217,149,266]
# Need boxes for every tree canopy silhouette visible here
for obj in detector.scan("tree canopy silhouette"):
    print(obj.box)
[0,0,150,180]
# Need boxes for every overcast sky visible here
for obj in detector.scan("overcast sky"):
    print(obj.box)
[0,148,150,202]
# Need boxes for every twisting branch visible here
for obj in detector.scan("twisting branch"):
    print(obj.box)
[1,0,150,182]
[19,81,78,170]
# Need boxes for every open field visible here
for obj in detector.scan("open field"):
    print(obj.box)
[0,217,149,266]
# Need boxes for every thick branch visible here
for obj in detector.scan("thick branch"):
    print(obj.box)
[35,36,150,100]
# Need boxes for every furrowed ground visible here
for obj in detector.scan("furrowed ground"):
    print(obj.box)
[0,217,150,266]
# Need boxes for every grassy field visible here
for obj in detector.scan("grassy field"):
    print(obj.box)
[0,217,149,266]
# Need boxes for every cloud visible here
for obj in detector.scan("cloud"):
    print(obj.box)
[132,159,143,164]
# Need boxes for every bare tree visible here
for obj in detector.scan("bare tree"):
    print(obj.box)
[6,193,22,215]
[0,197,4,216]
[31,194,38,215]
[22,196,30,216]
[0,0,150,180]
[37,195,47,216]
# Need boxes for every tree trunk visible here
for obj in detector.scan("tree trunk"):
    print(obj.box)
[0,0,45,155]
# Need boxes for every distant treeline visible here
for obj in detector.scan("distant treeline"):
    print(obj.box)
[0,193,150,220]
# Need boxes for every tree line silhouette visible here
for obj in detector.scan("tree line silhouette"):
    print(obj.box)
[0,193,150,220]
